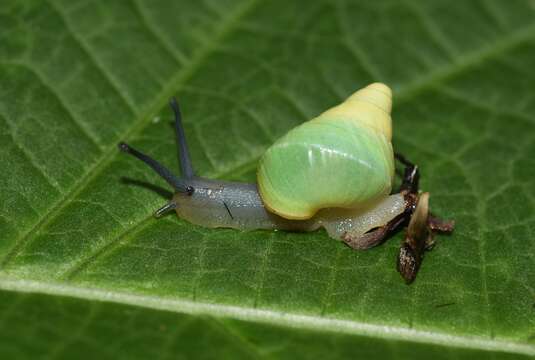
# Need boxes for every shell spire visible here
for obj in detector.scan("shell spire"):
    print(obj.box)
[320,82,393,140]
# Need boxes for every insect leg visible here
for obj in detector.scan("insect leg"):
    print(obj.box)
[170,98,195,179]
[343,226,388,250]
[428,214,455,232]
[342,213,406,250]
[394,153,419,194]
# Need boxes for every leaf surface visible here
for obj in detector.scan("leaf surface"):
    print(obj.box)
[1,0,535,358]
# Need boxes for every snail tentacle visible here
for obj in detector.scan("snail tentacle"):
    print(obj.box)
[154,201,177,218]
[118,142,194,194]
[170,97,195,179]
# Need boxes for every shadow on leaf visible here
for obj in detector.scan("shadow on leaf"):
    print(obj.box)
[120,177,173,200]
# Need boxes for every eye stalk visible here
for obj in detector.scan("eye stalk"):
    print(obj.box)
[118,142,194,195]
[118,97,196,196]
[170,97,195,179]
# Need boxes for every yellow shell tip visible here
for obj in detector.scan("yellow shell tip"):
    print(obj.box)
[346,82,393,115]
[366,82,392,98]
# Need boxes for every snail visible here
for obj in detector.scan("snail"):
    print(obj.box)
[119,83,454,283]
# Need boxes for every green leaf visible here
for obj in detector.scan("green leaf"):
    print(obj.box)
[1,0,535,358]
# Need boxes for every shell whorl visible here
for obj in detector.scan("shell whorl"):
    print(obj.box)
[257,83,395,220]
[319,82,392,140]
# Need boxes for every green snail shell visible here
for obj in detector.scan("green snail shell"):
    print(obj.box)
[257,83,395,220]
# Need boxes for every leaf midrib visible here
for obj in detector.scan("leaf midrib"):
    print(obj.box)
[0,277,533,356]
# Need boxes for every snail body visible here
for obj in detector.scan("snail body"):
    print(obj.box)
[171,178,406,240]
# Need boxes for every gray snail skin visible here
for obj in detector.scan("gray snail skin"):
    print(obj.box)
[119,85,454,283]
[169,177,407,240]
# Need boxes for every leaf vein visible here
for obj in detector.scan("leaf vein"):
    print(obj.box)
[130,0,189,65]
[46,0,138,113]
